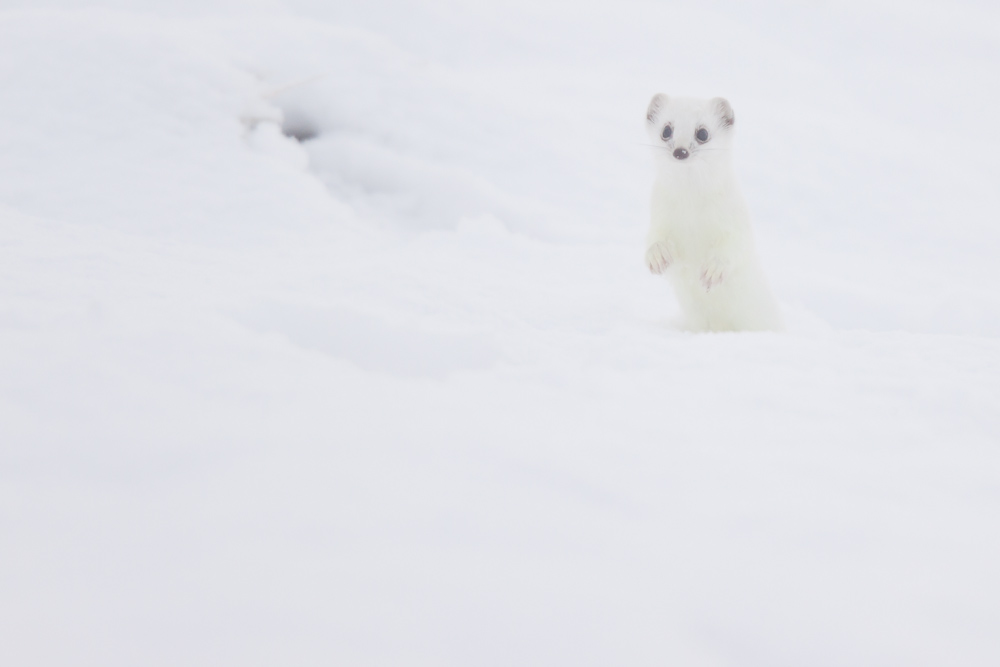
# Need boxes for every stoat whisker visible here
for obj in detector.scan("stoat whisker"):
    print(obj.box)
[636,143,731,153]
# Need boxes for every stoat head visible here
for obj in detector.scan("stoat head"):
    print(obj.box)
[645,94,735,175]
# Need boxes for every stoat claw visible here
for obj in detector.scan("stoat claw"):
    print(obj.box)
[700,260,727,291]
[646,241,674,275]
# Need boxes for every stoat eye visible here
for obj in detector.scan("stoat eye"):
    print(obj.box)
[696,128,709,143]
[661,125,672,140]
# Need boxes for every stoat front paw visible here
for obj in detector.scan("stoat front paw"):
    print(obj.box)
[646,241,674,275]
[700,259,728,291]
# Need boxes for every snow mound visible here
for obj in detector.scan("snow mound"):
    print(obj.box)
[1,2,1000,665]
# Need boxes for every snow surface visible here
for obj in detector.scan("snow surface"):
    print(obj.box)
[2,1,1000,665]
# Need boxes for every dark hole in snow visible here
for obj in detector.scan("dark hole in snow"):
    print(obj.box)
[281,108,320,142]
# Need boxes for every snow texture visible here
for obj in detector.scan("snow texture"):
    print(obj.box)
[1,1,999,665]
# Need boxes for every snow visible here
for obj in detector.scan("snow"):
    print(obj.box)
[1,1,999,665]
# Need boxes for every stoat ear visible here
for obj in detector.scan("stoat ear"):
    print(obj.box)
[711,97,735,127]
[646,93,668,124]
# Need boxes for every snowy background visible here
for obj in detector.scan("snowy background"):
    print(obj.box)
[2,0,999,664]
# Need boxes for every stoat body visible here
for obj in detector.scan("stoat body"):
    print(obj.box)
[644,94,781,332]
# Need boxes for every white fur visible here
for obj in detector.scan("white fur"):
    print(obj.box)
[644,94,781,332]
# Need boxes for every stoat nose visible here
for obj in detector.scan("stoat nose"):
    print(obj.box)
[672,148,689,160]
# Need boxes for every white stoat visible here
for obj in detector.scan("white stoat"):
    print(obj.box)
[644,94,781,332]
